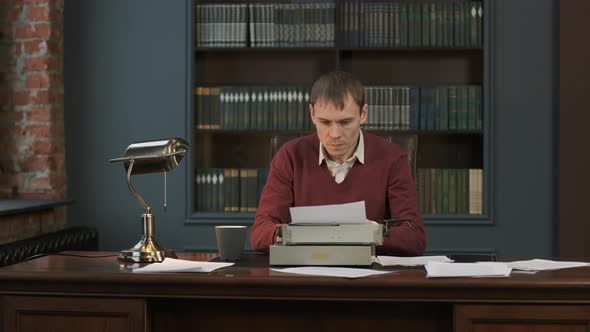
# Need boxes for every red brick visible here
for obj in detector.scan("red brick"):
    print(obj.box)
[14,25,33,39]
[29,107,51,121]
[32,90,50,104]
[25,56,49,71]
[26,73,50,89]
[49,175,65,195]
[45,41,60,54]
[13,91,30,105]
[20,155,50,171]
[51,154,64,170]
[35,23,51,38]
[24,40,41,54]
[14,23,50,39]
[24,123,51,137]
[27,6,50,21]
[31,140,51,154]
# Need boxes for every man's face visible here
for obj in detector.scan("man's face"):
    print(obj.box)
[310,96,368,163]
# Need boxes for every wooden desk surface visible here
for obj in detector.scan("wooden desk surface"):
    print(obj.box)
[4,253,590,332]
[1,252,590,303]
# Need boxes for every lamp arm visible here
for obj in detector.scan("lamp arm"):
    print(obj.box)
[109,150,185,163]
[126,159,150,213]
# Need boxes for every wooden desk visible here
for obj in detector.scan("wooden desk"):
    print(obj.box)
[1,252,590,332]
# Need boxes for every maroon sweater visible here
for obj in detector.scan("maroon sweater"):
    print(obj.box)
[251,132,426,256]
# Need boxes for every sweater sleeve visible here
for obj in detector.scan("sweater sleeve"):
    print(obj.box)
[379,151,427,256]
[250,148,294,252]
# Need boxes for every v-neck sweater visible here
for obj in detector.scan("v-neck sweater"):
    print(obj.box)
[251,132,426,256]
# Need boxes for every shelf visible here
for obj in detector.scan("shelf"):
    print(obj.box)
[184,211,489,225]
[195,47,336,53]
[341,51,483,85]
[194,50,336,85]
[338,47,483,52]
[195,47,482,53]
[194,129,484,136]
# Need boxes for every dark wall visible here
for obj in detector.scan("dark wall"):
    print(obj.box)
[63,0,206,251]
[64,0,557,258]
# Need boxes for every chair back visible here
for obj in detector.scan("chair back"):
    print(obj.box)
[384,133,418,179]
[269,134,302,161]
[269,133,418,178]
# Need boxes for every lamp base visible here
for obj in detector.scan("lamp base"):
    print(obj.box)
[118,246,177,263]
[117,212,176,263]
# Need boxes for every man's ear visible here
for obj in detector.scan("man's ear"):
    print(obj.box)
[360,104,368,125]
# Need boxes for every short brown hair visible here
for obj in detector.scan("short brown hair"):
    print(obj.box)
[309,71,365,111]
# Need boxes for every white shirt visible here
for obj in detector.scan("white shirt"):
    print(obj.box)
[318,132,365,184]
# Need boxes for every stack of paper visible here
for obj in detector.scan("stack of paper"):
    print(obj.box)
[425,261,512,278]
[132,258,233,273]
[507,259,590,271]
[271,266,395,278]
[377,255,453,267]
[289,201,366,224]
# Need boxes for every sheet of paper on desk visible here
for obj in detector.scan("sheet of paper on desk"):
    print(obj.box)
[377,255,453,266]
[507,259,590,271]
[289,201,366,225]
[425,262,512,278]
[132,258,234,273]
[271,266,395,278]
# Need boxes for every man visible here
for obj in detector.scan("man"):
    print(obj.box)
[251,71,426,256]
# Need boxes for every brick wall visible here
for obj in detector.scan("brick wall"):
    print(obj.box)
[0,0,65,200]
[0,0,66,244]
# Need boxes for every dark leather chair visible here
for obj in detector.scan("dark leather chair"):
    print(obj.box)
[270,132,418,178]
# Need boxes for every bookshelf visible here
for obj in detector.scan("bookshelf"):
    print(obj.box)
[190,0,489,223]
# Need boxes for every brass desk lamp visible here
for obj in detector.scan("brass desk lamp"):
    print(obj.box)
[109,138,188,263]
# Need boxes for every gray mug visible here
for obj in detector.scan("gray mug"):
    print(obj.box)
[215,226,247,261]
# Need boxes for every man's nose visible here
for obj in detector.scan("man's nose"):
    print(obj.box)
[329,124,342,138]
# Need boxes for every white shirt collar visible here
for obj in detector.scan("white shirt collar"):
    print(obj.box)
[319,131,365,165]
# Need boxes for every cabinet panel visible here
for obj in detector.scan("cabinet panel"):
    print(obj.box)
[1,296,146,332]
[455,304,590,332]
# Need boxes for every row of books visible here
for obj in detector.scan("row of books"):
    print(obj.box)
[402,85,483,131]
[195,1,482,49]
[195,85,483,131]
[195,3,336,48]
[195,86,313,131]
[416,168,483,215]
[341,1,483,48]
[195,168,269,213]
[195,166,483,216]
[195,168,483,215]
